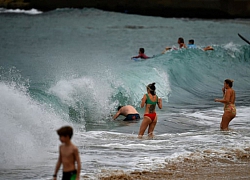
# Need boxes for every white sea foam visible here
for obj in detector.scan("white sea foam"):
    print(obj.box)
[0,8,42,15]
[48,76,116,121]
[0,82,65,168]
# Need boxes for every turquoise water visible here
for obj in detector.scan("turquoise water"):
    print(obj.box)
[0,8,250,180]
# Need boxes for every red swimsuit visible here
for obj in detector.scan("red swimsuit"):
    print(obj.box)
[144,112,156,121]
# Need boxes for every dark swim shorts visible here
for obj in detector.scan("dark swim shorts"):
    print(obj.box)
[123,114,140,121]
[62,170,77,180]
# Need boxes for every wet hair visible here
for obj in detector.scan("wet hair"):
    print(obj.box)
[147,82,156,95]
[117,106,123,111]
[139,48,145,53]
[189,39,194,44]
[57,126,73,139]
[178,37,184,43]
[225,79,234,87]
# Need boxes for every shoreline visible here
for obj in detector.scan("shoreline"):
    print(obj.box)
[98,147,250,180]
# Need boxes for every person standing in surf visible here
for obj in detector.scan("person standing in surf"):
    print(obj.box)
[53,126,81,180]
[138,83,162,138]
[215,79,236,130]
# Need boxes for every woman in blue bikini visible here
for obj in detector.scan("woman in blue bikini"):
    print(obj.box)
[138,83,162,138]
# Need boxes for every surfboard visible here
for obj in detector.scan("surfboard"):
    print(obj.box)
[132,57,142,61]
[131,55,159,61]
[238,33,250,45]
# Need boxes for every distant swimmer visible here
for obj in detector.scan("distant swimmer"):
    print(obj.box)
[177,37,187,48]
[214,79,236,131]
[203,46,214,51]
[113,105,140,121]
[163,37,187,53]
[188,39,213,51]
[138,83,162,138]
[188,39,214,51]
[187,39,197,48]
[131,48,150,59]
[163,37,213,53]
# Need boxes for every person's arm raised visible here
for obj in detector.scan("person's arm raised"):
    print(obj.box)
[157,98,162,109]
[215,89,230,104]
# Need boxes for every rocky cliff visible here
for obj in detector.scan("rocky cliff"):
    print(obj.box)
[0,0,250,18]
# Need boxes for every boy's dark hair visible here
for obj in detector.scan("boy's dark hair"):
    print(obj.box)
[117,106,123,111]
[189,39,194,44]
[57,126,73,139]
[139,48,145,53]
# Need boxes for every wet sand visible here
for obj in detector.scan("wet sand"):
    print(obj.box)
[98,148,250,180]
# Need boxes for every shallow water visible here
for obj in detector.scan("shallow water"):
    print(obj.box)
[0,8,250,180]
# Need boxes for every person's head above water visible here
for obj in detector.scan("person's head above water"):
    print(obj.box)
[139,48,145,54]
[178,37,184,44]
[147,82,156,95]
[188,39,194,44]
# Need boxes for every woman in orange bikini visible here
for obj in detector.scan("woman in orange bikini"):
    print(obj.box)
[215,79,236,130]
[138,83,162,138]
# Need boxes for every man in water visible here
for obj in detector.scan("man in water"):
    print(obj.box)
[188,39,214,51]
[131,48,150,59]
[187,39,197,48]
[113,105,140,121]
[162,37,187,53]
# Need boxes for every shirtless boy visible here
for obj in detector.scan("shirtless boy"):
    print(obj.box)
[53,126,81,180]
[113,105,140,121]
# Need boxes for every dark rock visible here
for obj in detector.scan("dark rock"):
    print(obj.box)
[0,0,250,18]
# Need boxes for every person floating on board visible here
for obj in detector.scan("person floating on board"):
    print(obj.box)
[188,39,214,51]
[215,79,236,131]
[163,38,213,53]
[163,37,187,53]
[53,126,81,180]
[131,48,150,59]
[177,37,187,48]
[113,105,140,121]
[138,83,162,138]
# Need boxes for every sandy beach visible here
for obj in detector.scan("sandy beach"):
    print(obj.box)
[98,147,250,180]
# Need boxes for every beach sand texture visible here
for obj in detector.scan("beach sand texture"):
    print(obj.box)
[99,148,250,180]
